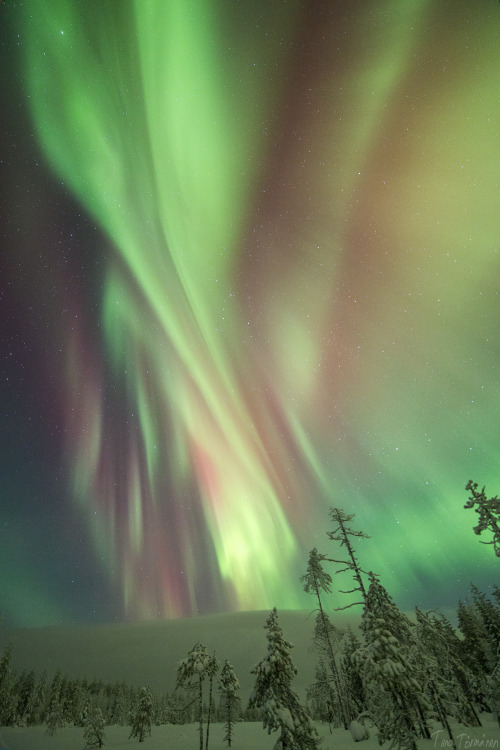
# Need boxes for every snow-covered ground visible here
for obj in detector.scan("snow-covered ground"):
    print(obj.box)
[1,716,499,750]
[1,609,496,750]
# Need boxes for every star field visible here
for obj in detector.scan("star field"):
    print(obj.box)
[0,0,499,627]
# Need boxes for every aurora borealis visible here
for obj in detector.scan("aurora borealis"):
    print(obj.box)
[1,0,499,628]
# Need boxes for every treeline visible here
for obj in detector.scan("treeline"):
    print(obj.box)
[0,644,253,737]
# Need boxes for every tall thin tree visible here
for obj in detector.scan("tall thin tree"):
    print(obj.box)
[218,659,240,747]
[204,652,219,750]
[325,508,370,609]
[301,547,350,728]
[176,642,212,750]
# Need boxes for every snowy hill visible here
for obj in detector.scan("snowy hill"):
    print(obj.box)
[1,609,359,702]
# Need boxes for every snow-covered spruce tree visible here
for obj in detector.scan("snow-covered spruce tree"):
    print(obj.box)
[83,705,106,748]
[129,685,153,743]
[446,623,486,728]
[63,678,85,725]
[204,653,219,750]
[0,641,16,726]
[470,584,500,656]
[45,669,66,735]
[301,548,350,729]
[468,586,500,724]
[218,659,240,747]
[80,695,92,730]
[458,598,496,676]
[325,509,369,609]
[306,658,335,728]
[45,700,65,735]
[486,653,500,728]
[434,610,485,721]
[354,574,431,750]
[415,608,481,727]
[493,585,500,608]
[13,670,36,726]
[107,682,128,725]
[249,607,320,749]
[340,626,365,720]
[414,608,476,750]
[27,669,47,725]
[464,480,500,556]
[176,642,214,750]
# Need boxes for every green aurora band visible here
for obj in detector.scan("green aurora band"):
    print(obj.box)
[22,0,500,619]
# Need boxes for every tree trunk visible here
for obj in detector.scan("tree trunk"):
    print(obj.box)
[430,681,457,750]
[315,587,350,729]
[198,675,204,750]
[205,672,214,750]
[414,698,431,739]
[226,693,233,746]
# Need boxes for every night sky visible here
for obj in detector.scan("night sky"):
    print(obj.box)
[1,0,499,629]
